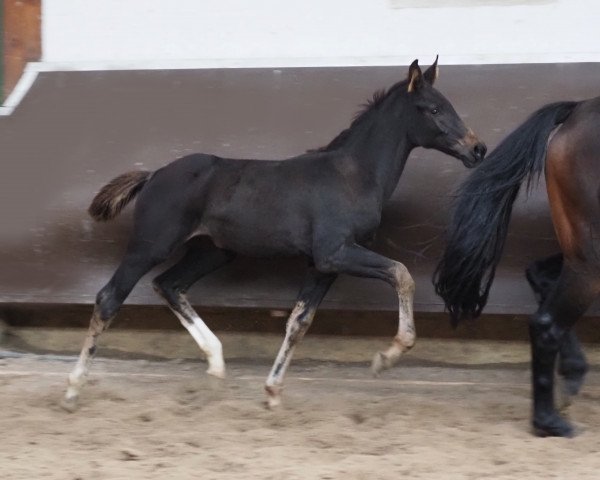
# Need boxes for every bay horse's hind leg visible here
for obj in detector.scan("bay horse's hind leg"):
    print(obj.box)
[152,240,236,378]
[557,332,588,397]
[265,267,337,408]
[529,264,599,437]
[525,254,588,397]
[61,240,177,411]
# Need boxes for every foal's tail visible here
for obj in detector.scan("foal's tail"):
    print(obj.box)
[88,170,152,221]
[433,101,579,326]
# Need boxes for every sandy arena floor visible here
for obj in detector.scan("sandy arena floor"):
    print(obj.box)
[2,331,600,479]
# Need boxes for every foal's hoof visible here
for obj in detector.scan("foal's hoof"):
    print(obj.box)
[60,395,79,413]
[533,413,575,438]
[265,385,282,409]
[206,364,226,379]
[371,351,393,376]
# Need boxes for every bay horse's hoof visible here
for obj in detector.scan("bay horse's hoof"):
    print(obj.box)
[560,364,588,397]
[532,413,575,438]
[60,395,79,413]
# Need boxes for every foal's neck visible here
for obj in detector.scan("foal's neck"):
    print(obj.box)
[342,95,414,202]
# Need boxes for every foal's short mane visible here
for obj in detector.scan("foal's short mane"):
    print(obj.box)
[310,79,410,153]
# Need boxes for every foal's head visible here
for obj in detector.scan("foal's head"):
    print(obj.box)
[403,58,486,167]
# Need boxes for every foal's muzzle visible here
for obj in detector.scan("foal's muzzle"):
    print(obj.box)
[473,142,487,162]
[459,132,487,168]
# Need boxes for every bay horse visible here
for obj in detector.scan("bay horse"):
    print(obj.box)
[62,59,486,411]
[434,96,600,437]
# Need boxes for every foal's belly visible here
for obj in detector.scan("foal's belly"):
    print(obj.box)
[199,215,312,258]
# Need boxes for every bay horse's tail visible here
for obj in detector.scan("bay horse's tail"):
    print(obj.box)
[433,101,579,326]
[88,170,152,221]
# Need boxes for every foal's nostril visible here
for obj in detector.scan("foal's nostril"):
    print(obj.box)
[474,142,487,161]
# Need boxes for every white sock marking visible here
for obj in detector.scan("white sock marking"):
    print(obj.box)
[173,310,225,377]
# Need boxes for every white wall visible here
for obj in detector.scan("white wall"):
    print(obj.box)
[42,0,600,68]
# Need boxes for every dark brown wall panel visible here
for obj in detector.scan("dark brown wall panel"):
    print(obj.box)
[0,63,598,315]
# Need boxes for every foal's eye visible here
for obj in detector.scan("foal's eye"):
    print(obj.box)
[430,107,439,115]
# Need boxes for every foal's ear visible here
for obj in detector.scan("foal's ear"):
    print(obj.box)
[423,55,439,85]
[407,59,424,93]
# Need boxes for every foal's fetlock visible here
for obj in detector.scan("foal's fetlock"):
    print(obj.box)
[61,382,82,413]
[60,367,88,412]
[371,335,414,376]
[396,331,416,351]
[204,342,226,379]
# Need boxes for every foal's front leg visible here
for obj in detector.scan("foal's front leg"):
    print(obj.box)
[265,268,337,408]
[371,262,416,375]
[317,243,416,375]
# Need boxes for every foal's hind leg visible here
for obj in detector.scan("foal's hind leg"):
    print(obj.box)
[152,242,235,378]
[529,264,599,437]
[525,254,588,397]
[265,268,337,408]
[62,242,176,411]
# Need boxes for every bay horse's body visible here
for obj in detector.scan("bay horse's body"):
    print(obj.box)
[63,59,486,410]
[434,96,600,437]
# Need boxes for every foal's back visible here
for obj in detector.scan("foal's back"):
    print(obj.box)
[135,151,377,257]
